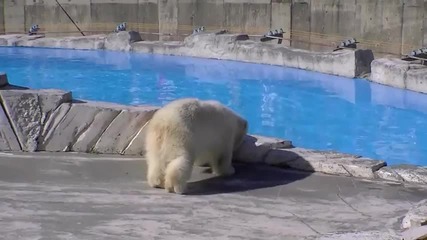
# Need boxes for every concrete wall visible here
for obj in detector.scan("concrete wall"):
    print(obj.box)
[4,0,25,34]
[0,1,4,33]
[1,0,426,55]
[25,0,91,36]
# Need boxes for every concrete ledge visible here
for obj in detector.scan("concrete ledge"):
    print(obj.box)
[234,134,293,163]
[13,35,107,50]
[375,165,427,184]
[131,32,374,78]
[104,31,143,51]
[370,58,427,93]
[263,148,386,179]
[0,88,72,152]
[0,34,45,46]
[91,105,158,155]
[42,101,123,152]
[375,167,406,182]
[0,32,141,52]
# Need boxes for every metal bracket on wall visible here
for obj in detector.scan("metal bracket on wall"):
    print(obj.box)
[333,38,359,52]
[260,28,285,44]
[402,47,427,65]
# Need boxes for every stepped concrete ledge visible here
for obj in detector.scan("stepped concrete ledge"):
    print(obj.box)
[370,58,427,94]
[0,32,373,78]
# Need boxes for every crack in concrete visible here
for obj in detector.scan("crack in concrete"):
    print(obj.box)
[336,185,370,218]
[286,210,321,235]
[337,192,370,218]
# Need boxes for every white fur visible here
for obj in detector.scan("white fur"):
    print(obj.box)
[144,98,248,194]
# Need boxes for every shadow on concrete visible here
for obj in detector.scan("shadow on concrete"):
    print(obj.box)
[72,99,86,103]
[185,133,315,196]
[186,161,313,196]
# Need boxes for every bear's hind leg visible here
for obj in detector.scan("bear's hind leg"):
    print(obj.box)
[164,155,193,194]
[146,152,165,189]
[212,150,235,177]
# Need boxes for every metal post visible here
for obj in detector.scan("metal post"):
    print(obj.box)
[55,0,85,36]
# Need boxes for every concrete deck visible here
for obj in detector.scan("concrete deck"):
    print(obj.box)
[0,152,425,240]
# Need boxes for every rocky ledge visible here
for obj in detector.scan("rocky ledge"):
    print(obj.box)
[0,31,373,78]
[0,73,426,185]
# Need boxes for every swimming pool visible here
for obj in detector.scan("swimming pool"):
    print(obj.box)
[1,46,427,166]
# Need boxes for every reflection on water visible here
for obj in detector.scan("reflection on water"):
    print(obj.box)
[1,46,427,166]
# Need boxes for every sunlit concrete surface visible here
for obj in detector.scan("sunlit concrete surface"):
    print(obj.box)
[0,152,425,240]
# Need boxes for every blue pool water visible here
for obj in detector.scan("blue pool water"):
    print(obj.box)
[1,46,427,166]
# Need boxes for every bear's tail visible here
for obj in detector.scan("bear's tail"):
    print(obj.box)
[164,155,193,194]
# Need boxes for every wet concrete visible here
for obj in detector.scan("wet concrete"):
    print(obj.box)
[0,152,425,240]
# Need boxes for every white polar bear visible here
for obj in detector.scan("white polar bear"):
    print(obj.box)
[144,98,248,194]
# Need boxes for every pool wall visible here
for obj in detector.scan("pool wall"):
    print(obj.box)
[0,73,426,185]
[2,31,427,95]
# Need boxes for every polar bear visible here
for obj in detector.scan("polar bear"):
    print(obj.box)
[144,98,248,194]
